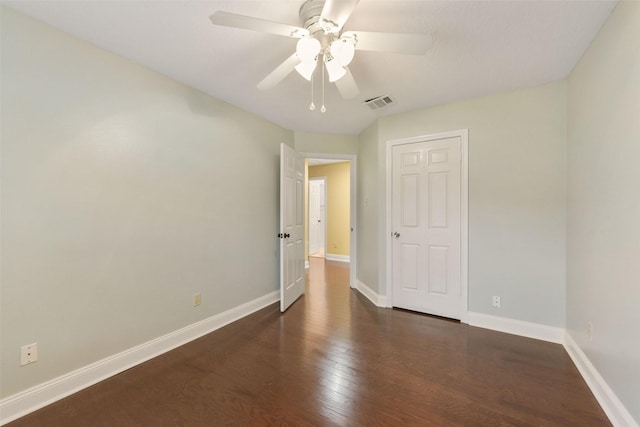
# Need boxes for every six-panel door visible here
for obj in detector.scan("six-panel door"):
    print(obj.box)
[391,136,462,319]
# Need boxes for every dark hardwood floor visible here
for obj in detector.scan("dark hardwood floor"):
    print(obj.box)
[8,257,609,426]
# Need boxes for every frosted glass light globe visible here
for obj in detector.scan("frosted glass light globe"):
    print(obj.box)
[330,38,355,66]
[324,56,346,82]
[296,37,321,61]
[295,58,318,81]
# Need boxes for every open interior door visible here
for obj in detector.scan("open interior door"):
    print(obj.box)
[280,143,305,312]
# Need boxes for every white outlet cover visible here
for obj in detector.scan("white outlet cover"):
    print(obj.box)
[20,343,38,366]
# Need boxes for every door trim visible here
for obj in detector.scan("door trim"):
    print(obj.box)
[384,130,468,323]
[302,152,357,288]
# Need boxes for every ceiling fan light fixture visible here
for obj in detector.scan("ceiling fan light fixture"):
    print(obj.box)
[295,58,318,81]
[330,38,355,66]
[296,37,321,61]
[324,55,346,82]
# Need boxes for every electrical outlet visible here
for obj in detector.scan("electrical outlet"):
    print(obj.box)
[587,322,593,341]
[20,343,38,366]
[492,296,501,308]
[193,292,201,307]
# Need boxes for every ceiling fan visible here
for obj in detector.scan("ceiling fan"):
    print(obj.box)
[210,0,432,102]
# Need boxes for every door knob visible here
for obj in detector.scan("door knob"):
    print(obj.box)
[393,232,400,238]
[284,233,290,238]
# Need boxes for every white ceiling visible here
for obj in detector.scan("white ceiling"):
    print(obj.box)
[4,0,617,135]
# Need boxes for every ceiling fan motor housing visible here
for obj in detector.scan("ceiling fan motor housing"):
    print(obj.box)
[300,0,339,50]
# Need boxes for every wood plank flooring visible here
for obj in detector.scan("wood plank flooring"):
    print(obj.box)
[8,257,610,426]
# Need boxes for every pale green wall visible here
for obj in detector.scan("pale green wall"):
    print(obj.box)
[567,1,640,422]
[362,81,568,328]
[0,8,292,398]
[294,131,358,155]
[356,122,380,291]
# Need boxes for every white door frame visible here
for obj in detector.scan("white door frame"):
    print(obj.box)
[303,153,357,288]
[308,177,327,257]
[384,130,469,323]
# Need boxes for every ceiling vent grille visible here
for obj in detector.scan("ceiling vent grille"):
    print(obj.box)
[364,95,395,111]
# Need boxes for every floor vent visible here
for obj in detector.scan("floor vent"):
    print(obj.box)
[363,95,395,110]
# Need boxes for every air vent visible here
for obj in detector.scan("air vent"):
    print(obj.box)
[363,95,395,111]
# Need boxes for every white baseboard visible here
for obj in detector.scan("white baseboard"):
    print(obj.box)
[0,291,280,426]
[355,280,387,307]
[563,332,638,427]
[468,312,564,344]
[325,253,350,263]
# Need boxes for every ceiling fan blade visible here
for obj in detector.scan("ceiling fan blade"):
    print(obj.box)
[334,67,359,99]
[343,30,433,55]
[257,53,301,90]
[210,11,309,38]
[321,0,360,32]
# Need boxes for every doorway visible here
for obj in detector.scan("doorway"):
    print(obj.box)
[304,153,357,288]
